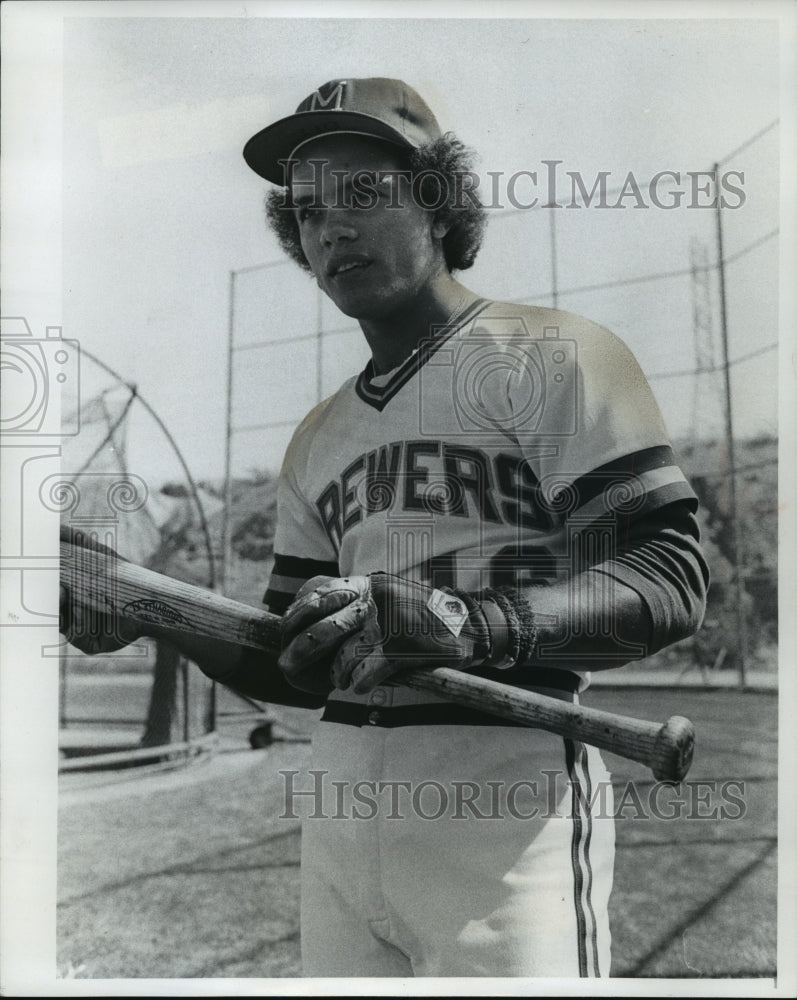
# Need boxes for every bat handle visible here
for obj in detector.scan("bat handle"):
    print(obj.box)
[651,716,695,782]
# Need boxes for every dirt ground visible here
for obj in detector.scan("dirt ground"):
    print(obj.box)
[57,686,777,982]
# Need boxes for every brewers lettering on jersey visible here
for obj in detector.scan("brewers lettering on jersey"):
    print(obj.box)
[62,77,709,978]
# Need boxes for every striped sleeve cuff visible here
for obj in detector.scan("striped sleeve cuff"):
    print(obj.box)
[264,553,340,614]
[546,446,697,525]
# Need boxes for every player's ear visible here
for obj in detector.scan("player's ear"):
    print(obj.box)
[431,213,451,240]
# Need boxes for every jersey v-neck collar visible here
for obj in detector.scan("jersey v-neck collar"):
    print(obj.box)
[354,297,491,412]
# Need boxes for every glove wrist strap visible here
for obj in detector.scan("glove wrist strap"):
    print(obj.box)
[479,597,514,668]
[481,588,538,669]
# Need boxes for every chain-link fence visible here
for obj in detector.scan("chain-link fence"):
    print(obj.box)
[224,122,779,688]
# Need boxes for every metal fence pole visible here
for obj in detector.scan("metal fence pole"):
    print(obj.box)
[221,269,236,597]
[714,162,749,688]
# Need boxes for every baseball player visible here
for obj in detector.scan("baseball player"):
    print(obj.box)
[62,78,709,978]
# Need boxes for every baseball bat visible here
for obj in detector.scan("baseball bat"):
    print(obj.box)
[60,540,695,782]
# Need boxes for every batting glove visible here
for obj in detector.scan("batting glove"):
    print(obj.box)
[279,573,533,694]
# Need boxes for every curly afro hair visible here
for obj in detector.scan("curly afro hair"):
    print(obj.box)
[264,133,487,274]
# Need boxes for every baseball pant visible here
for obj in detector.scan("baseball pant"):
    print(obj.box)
[294,687,615,977]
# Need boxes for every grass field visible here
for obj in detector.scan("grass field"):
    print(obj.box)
[57,683,777,981]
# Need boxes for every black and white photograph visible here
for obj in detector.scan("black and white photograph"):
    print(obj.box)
[1,1,795,994]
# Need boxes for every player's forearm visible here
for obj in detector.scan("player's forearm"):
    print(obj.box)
[217,647,328,707]
[149,625,326,708]
[140,622,243,676]
[520,574,654,671]
[516,514,708,671]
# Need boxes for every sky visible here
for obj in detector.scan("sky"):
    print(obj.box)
[30,6,783,485]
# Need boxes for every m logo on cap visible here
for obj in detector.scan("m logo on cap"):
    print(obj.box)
[309,80,348,112]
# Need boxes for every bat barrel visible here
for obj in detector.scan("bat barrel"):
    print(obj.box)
[651,715,695,783]
[402,667,695,783]
[59,539,283,650]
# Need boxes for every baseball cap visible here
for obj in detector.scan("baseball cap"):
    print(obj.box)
[243,77,442,184]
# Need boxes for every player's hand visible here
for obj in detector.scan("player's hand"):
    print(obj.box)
[280,572,514,694]
[278,575,369,694]
[59,525,145,655]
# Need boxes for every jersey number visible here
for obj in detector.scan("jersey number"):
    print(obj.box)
[420,545,555,591]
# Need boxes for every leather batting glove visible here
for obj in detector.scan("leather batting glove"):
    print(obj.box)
[278,575,370,694]
[279,572,523,695]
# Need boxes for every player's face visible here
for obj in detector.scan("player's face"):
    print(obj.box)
[290,135,446,320]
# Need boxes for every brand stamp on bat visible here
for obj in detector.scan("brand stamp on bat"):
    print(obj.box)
[122,599,193,628]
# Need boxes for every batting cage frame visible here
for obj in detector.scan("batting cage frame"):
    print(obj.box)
[55,351,275,773]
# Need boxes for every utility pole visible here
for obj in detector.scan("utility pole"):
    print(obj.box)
[713,163,748,688]
[221,268,236,597]
[689,238,718,444]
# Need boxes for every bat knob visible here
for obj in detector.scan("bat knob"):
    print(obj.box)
[651,715,695,783]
